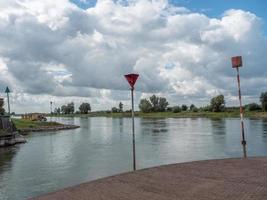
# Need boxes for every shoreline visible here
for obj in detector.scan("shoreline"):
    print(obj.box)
[0,133,26,147]
[48,111,267,119]
[12,118,80,135]
[0,121,80,147]
[19,124,80,135]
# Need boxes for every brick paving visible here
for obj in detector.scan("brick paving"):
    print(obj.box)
[32,157,267,200]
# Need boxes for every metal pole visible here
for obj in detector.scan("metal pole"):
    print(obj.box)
[7,92,10,115]
[50,102,53,114]
[50,102,53,122]
[236,67,247,158]
[131,88,136,170]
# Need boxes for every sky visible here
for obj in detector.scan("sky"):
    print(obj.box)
[0,0,267,113]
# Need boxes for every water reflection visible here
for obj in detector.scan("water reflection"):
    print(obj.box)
[210,118,226,135]
[0,147,17,173]
[262,119,267,135]
[79,117,91,129]
[140,119,168,135]
[1,117,267,200]
[0,147,19,200]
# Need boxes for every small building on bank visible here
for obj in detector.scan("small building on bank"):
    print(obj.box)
[21,113,47,121]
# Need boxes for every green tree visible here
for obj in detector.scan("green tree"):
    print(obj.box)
[0,98,5,115]
[61,105,67,114]
[119,102,123,112]
[79,103,91,114]
[149,95,159,112]
[181,104,188,111]
[68,102,75,114]
[140,95,169,112]
[61,102,75,114]
[158,97,169,112]
[210,95,225,112]
[139,99,153,113]
[260,92,267,111]
[54,107,61,114]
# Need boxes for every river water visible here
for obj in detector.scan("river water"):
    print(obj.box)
[1,117,267,199]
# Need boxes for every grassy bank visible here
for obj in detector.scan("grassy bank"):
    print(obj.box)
[49,111,267,119]
[12,119,63,130]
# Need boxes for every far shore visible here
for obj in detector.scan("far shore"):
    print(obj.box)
[48,111,267,119]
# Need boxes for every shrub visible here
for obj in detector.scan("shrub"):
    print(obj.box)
[172,106,181,113]
[245,103,261,111]
[192,107,199,112]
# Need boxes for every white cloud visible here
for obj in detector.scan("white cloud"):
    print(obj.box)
[0,0,266,113]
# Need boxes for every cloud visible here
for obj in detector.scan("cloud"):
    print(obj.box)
[0,0,266,112]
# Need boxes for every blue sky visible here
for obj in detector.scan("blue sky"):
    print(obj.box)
[172,0,267,33]
[71,0,267,34]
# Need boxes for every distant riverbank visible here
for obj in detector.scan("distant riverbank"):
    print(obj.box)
[49,111,267,119]
[12,119,80,134]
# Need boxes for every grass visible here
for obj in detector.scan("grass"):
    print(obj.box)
[12,119,62,130]
[49,111,267,119]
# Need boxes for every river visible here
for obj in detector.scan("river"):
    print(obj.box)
[1,117,267,199]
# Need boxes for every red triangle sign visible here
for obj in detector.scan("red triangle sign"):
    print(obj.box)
[124,73,139,89]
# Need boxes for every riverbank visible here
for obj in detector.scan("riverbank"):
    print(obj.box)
[12,119,80,134]
[49,111,267,118]
[32,157,267,200]
[0,132,26,147]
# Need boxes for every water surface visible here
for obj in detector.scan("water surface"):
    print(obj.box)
[1,117,267,200]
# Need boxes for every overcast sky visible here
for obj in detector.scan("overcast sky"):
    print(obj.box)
[0,0,267,113]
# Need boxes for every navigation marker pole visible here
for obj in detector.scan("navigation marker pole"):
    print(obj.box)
[50,101,53,121]
[124,73,139,171]
[231,56,247,158]
[50,101,53,114]
[5,87,10,115]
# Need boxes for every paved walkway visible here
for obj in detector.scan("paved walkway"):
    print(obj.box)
[33,157,267,200]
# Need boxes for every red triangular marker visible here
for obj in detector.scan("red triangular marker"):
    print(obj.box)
[124,74,139,89]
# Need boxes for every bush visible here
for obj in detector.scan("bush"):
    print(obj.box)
[139,99,152,113]
[189,104,196,111]
[166,107,172,112]
[200,105,212,112]
[192,107,199,112]
[245,103,261,111]
[172,106,181,113]
[111,107,119,113]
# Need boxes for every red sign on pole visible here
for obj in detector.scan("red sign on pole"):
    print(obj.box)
[124,73,139,89]
[231,56,242,68]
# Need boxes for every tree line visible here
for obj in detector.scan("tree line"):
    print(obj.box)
[52,91,267,114]
[53,102,91,114]
[138,92,267,113]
